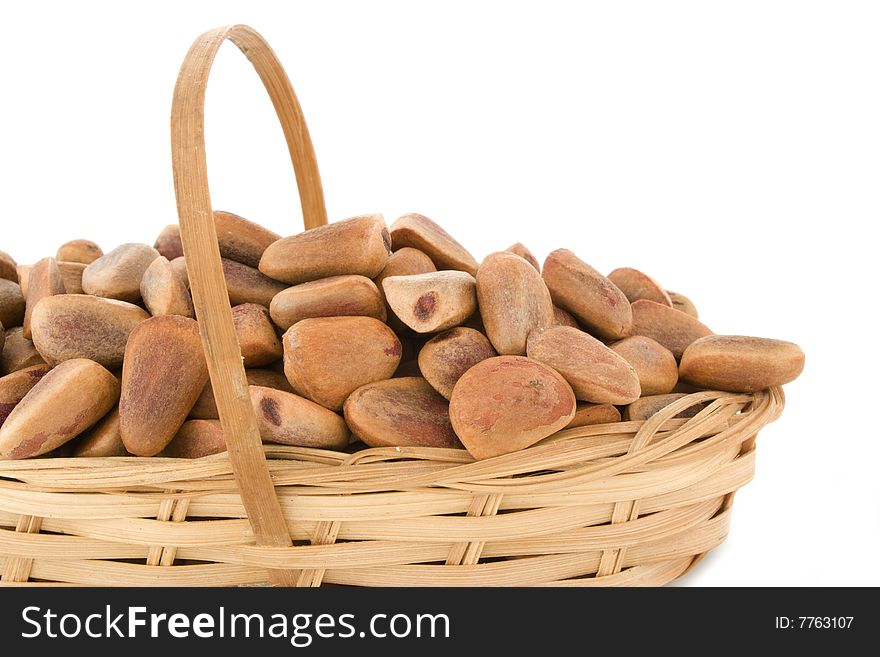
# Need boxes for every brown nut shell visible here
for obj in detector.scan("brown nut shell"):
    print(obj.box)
[449,355,576,460]
[527,326,641,404]
[417,327,496,399]
[70,408,129,457]
[214,210,281,268]
[1,327,46,373]
[667,291,698,318]
[56,240,103,265]
[542,249,632,340]
[679,335,805,392]
[477,251,554,355]
[566,402,622,428]
[607,267,672,306]
[189,368,293,420]
[373,247,437,333]
[140,256,194,317]
[389,213,478,275]
[505,243,540,271]
[283,316,401,411]
[23,257,66,339]
[161,419,227,459]
[232,303,282,367]
[624,393,706,421]
[269,275,386,331]
[30,294,149,369]
[552,305,579,328]
[58,261,86,294]
[154,225,184,260]
[0,364,52,428]
[610,335,679,395]
[0,250,18,283]
[630,299,713,359]
[0,279,25,329]
[344,377,461,449]
[222,258,287,307]
[16,265,31,296]
[250,385,350,449]
[169,256,190,289]
[82,243,160,303]
[383,271,477,333]
[119,316,209,456]
[0,358,119,459]
[260,214,391,285]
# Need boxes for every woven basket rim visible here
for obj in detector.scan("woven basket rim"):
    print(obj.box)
[0,389,783,491]
[1,388,783,586]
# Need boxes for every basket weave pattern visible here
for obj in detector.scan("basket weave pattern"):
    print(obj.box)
[0,389,782,586]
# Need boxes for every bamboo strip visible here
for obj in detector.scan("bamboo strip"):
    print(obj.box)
[0,509,733,587]
[172,23,328,586]
[1,515,42,582]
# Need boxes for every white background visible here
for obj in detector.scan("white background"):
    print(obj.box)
[2,1,877,585]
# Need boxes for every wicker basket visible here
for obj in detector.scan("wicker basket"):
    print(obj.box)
[0,25,785,587]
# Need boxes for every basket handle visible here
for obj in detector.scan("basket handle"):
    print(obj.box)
[171,24,327,586]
